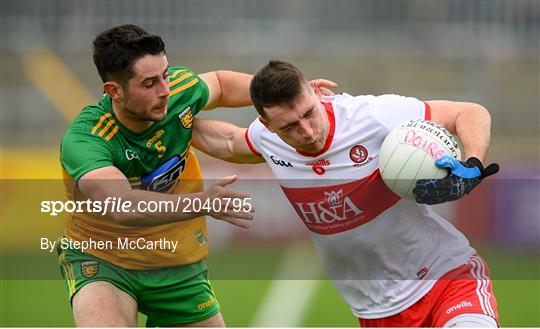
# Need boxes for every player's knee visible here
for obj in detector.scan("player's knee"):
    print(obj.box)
[73,308,136,327]
[443,313,498,327]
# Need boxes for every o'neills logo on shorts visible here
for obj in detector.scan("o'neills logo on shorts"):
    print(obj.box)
[281,170,400,235]
[446,301,473,314]
[197,296,215,310]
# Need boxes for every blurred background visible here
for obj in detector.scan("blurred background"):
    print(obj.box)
[1,0,539,327]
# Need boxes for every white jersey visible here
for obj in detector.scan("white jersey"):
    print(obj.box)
[246,93,475,319]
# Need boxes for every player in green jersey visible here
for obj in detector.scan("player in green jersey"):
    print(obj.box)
[59,24,261,327]
[59,24,335,327]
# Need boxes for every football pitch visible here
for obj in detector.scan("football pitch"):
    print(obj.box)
[1,247,538,327]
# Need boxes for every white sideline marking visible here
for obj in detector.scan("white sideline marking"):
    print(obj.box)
[250,243,322,327]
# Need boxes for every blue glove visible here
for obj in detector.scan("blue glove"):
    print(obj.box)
[413,156,499,205]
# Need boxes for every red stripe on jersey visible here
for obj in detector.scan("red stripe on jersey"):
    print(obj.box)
[296,102,336,158]
[280,170,400,235]
[245,128,262,156]
[424,102,432,120]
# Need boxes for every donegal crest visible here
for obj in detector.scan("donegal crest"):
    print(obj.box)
[179,106,193,129]
[80,260,99,278]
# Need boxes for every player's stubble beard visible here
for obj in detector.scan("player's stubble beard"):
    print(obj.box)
[300,105,329,153]
[123,94,169,124]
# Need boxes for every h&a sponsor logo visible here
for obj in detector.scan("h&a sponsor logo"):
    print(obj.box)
[446,301,473,314]
[270,155,293,167]
[295,189,363,225]
[324,190,343,205]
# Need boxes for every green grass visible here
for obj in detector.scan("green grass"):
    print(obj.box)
[212,280,273,326]
[0,280,73,327]
[492,280,540,327]
[1,279,538,327]
[1,248,538,327]
[303,280,358,327]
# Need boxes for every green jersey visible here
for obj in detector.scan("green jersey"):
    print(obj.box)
[61,66,207,182]
[60,66,210,269]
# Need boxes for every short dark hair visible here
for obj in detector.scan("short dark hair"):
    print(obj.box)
[250,60,309,117]
[92,24,166,85]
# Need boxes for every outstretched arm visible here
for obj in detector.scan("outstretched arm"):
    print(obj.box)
[191,117,265,164]
[199,71,338,111]
[200,71,253,110]
[78,166,254,228]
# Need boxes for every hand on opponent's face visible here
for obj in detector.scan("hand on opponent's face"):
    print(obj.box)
[310,79,338,96]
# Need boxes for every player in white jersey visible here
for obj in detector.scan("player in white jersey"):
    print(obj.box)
[192,60,500,327]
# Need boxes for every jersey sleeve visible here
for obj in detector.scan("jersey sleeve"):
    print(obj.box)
[60,129,114,182]
[167,66,209,116]
[367,94,429,131]
[245,118,265,156]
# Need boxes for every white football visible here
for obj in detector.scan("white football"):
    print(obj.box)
[378,120,462,200]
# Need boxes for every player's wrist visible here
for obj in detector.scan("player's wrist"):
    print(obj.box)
[464,157,500,179]
[193,192,212,217]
